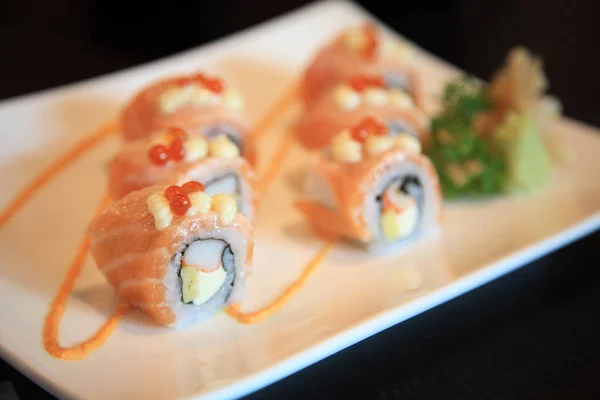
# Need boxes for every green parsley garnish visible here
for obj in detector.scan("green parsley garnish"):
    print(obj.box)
[427,77,506,198]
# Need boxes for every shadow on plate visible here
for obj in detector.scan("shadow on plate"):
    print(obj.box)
[215,55,295,123]
[72,283,169,335]
[281,220,322,246]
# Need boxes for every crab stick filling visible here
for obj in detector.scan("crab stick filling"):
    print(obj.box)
[342,24,416,62]
[159,73,244,114]
[333,74,415,111]
[329,117,421,163]
[181,240,228,305]
[147,181,238,230]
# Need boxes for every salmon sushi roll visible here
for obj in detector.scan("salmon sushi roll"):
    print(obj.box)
[89,183,253,328]
[296,117,442,251]
[108,127,258,221]
[302,24,421,106]
[120,72,257,165]
[297,74,428,150]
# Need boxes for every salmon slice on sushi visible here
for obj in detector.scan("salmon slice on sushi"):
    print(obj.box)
[296,117,442,251]
[297,75,428,150]
[89,183,253,328]
[120,72,257,165]
[302,23,422,106]
[108,127,258,221]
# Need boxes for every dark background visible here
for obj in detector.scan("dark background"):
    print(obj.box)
[1,1,599,399]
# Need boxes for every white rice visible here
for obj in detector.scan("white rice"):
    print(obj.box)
[163,226,250,329]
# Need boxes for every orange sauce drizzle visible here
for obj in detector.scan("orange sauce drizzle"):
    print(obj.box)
[254,83,298,139]
[35,80,307,358]
[257,129,297,195]
[0,83,299,230]
[0,120,118,230]
[227,83,336,324]
[226,241,335,324]
[43,194,132,360]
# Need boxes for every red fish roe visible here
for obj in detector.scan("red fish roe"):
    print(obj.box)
[173,73,224,94]
[347,74,385,92]
[148,127,189,165]
[350,124,370,143]
[164,185,185,201]
[169,193,191,216]
[182,181,205,193]
[167,139,185,162]
[174,77,192,87]
[148,145,169,165]
[164,185,191,216]
[350,116,388,143]
[201,76,224,94]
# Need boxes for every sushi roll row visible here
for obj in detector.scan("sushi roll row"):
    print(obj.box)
[297,72,429,149]
[88,24,439,327]
[108,127,258,220]
[302,24,419,106]
[297,24,428,151]
[296,24,442,250]
[90,72,258,327]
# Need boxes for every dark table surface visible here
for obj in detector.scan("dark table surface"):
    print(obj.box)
[1,1,600,399]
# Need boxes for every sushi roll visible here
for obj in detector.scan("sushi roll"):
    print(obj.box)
[120,72,257,165]
[89,183,253,328]
[302,23,420,106]
[296,117,442,251]
[297,74,428,150]
[107,127,258,221]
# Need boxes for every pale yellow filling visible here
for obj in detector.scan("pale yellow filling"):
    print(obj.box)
[331,130,363,163]
[329,129,422,163]
[148,191,238,230]
[147,192,172,230]
[209,134,240,159]
[332,84,414,111]
[183,137,209,162]
[181,265,227,305]
[211,194,237,225]
[381,202,419,242]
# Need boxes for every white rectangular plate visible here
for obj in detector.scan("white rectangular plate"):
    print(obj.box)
[1,1,599,399]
